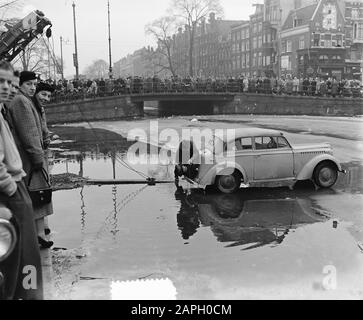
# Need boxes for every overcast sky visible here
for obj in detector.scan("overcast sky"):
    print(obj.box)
[13,0,262,78]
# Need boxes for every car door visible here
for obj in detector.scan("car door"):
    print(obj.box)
[253,136,294,181]
[225,137,254,181]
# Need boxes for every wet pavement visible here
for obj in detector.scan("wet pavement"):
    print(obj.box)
[46,116,363,300]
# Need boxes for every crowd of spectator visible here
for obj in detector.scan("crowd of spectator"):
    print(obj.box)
[47,75,363,103]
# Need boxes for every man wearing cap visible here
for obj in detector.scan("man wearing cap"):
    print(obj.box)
[0,62,43,300]
[8,72,53,248]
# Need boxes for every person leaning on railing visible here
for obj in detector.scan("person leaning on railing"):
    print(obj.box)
[47,75,362,102]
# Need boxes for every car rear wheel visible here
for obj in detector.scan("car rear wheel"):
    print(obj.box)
[215,172,242,194]
[313,163,338,188]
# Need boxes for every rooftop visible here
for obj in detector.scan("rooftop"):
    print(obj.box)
[282,3,318,30]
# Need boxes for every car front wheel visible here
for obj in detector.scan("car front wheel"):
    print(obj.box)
[313,163,338,188]
[215,172,242,194]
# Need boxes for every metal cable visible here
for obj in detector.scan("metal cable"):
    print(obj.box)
[74,102,150,180]
[95,184,148,239]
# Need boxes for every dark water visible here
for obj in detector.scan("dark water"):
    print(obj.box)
[48,126,363,299]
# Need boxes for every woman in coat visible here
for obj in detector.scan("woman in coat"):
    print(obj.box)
[8,72,53,248]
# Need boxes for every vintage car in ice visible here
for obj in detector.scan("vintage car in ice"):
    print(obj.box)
[175,128,345,194]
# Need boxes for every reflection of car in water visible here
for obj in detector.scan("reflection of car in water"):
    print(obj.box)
[175,188,330,249]
[0,204,18,299]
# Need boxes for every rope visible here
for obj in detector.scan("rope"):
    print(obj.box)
[74,102,151,180]
[95,184,148,239]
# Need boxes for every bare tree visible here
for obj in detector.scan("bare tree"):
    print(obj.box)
[145,16,177,77]
[84,59,108,79]
[12,38,61,79]
[0,0,23,20]
[170,0,223,76]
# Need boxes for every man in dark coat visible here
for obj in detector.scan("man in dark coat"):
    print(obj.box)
[302,78,309,96]
[311,78,317,96]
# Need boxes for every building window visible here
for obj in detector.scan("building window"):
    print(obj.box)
[258,22,262,33]
[253,37,257,49]
[281,41,286,53]
[352,8,359,19]
[246,40,250,51]
[253,53,257,67]
[336,34,343,47]
[246,53,250,67]
[319,55,329,62]
[332,55,342,61]
[293,19,302,28]
[286,40,292,52]
[299,36,305,49]
[313,33,320,46]
[246,28,249,38]
[258,35,262,47]
[324,34,332,47]
[266,33,271,43]
[259,52,263,66]
[354,23,363,40]
[266,55,270,66]
[281,55,291,70]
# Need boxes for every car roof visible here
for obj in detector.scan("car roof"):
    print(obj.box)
[216,128,284,142]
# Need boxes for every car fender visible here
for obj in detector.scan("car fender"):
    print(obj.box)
[296,154,342,180]
[199,161,247,186]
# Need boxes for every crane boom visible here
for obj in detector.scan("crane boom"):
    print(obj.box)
[0,10,52,62]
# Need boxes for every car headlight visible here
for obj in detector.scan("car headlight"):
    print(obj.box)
[0,219,17,262]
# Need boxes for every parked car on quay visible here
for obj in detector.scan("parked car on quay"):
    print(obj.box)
[175,128,345,194]
[0,204,18,300]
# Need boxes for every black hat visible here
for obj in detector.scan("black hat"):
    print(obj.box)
[20,71,37,85]
[36,82,55,94]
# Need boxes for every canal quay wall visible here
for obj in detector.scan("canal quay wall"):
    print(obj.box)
[47,93,363,124]
[46,95,144,124]
[213,94,363,117]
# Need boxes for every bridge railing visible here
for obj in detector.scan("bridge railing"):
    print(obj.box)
[50,79,363,104]
[50,80,247,104]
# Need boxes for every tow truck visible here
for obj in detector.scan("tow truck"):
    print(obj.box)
[0,10,52,61]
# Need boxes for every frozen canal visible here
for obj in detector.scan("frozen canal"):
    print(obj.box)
[47,115,363,300]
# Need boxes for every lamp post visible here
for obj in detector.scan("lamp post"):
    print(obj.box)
[72,2,79,80]
[60,36,64,80]
[107,0,113,79]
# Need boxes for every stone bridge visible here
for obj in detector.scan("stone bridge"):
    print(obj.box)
[46,92,363,125]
